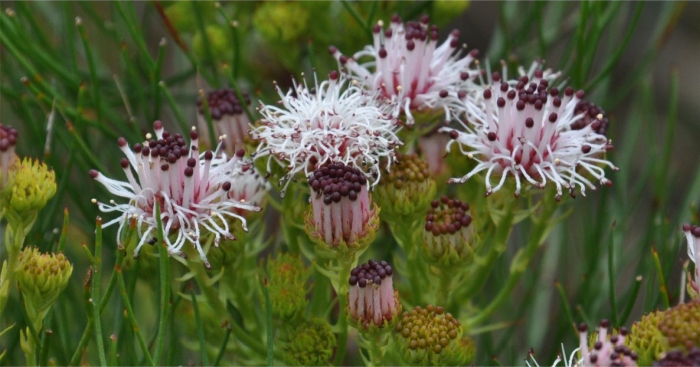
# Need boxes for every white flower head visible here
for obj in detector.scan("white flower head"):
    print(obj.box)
[329,14,480,125]
[441,67,618,200]
[683,223,700,298]
[526,321,638,367]
[90,121,262,268]
[250,71,402,196]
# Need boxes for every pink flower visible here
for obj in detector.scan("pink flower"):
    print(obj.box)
[442,69,617,200]
[683,223,700,298]
[348,259,397,328]
[90,121,261,267]
[196,88,252,157]
[0,124,18,189]
[329,14,479,125]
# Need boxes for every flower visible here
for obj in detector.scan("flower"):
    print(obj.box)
[682,223,700,299]
[304,162,379,251]
[278,317,337,366]
[373,153,436,219]
[5,158,56,224]
[329,14,480,125]
[627,310,666,365]
[527,320,638,367]
[393,305,473,366]
[89,121,261,268]
[347,259,400,330]
[16,247,73,321]
[418,127,451,177]
[442,70,617,199]
[653,348,700,366]
[422,196,476,267]
[196,88,252,157]
[0,123,18,193]
[250,71,402,195]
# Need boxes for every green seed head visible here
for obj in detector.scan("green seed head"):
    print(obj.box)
[278,317,336,366]
[16,248,73,320]
[264,252,310,323]
[657,301,700,352]
[374,154,436,219]
[6,158,56,225]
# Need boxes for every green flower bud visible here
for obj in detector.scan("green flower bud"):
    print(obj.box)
[393,305,469,366]
[374,154,436,219]
[16,248,73,321]
[264,252,310,323]
[7,158,56,223]
[192,24,231,62]
[278,317,336,366]
[253,2,309,43]
[657,301,700,352]
[421,196,477,267]
[628,310,667,366]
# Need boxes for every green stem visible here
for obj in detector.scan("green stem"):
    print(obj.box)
[153,203,171,365]
[333,259,353,366]
[91,218,107,367]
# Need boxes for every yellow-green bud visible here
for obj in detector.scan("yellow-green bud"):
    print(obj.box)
[7,158,56,222]
[253,2,309,43]
[627,310,666,366]
[374,154,436,219]
[16,248,73,321]
[278,317,336,366]
[393,305,469,366]
[432,0,471,27]
[164,1,216,34]
[192,24,231,62]
[264,252,310,323]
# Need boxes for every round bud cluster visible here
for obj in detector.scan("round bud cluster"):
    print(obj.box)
[374,154,436,218]
[349,259,393,288]
[265,253,310,322]
[393,305,465,365]
[573,100,610,135]
[424,196,472,236]
[309,162,367,205]
[577,320,638,366]
[278,317,336,366]
[627,310,666,366]
[17,248,73,318]
[657,301,700,351]
[196,88,250,120]
[0,123,17,153]
[348,259,398,329]
[7,158,57,220]
[421,196,476,267]
[653,348,700,366]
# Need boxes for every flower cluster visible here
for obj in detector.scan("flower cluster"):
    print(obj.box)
[422,196,476,266]
[90,121,261,267]
[330,15,479,125]
[442,71,617,199]
[251,71,402,195]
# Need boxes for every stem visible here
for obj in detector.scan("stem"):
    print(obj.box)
[153,202,171,365]
[332,259,352,366]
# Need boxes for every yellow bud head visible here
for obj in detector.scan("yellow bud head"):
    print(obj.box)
[253,2,309,43]
[16,247,73,320]
[8,158,56,221]
[627,310,666,365]
[278,317,336,366]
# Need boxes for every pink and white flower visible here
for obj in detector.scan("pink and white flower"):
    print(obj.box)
[441,69,617,199]
[683,223,700,299]
[196,88,252,157]
[329,14,479,125]
[89,121,261,267]
[250,71,402,195]
[0,124,18,190]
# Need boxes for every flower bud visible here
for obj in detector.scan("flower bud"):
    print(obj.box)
[253,2,309,43]
[347,259,400,331]
[421,196,477,267]
[393,305,471,365]
[6,158,56,224]
[627,310,666,366]
[196,88,253,157]
[304,162,379,256]
[16,248,73,320]
[0,123,18,197]
[278,317,336,366]
[192,24,232,63]
[264,253,310,323]
[164,1,216,34]
[374,154,436,219]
